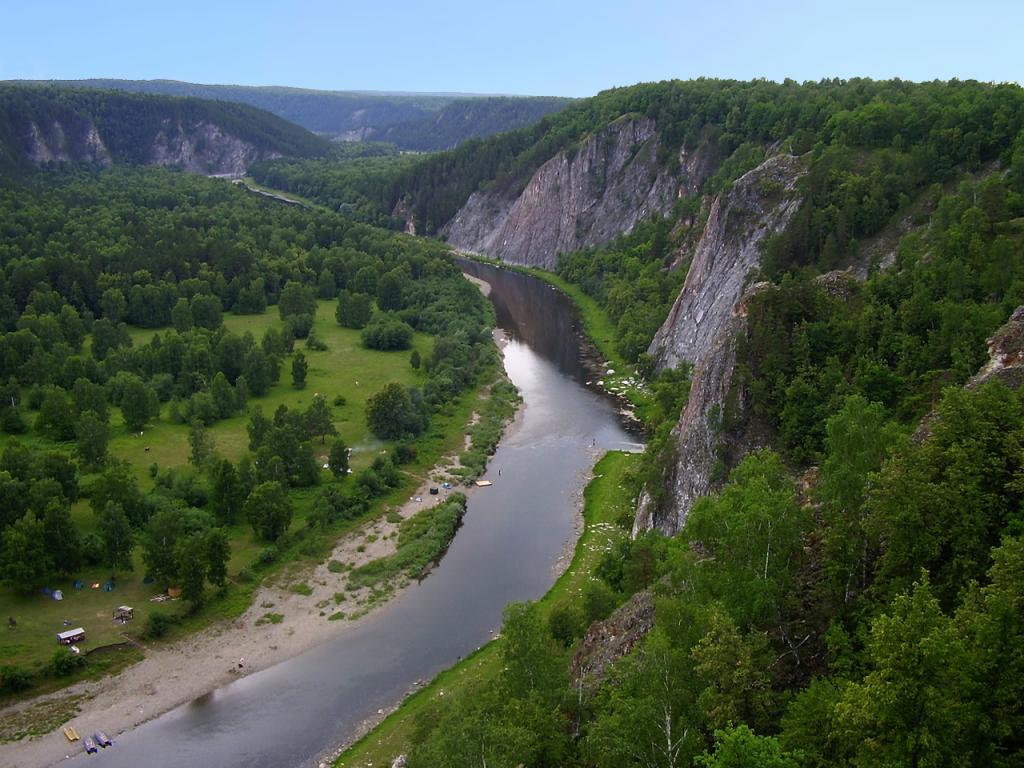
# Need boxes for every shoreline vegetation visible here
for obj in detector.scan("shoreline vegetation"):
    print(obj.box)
[328,255,647,768]
[0,165,516,765]
[0,351,522,767]
[458,253,651,417]
[334,450,641,768]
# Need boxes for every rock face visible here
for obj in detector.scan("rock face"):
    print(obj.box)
[570,589,655,696]
[443,117,716,268]
[637,154,807,535]
[915,304,1024,441]
[21,116,280,177]
[26,119,112,166]
[651,154,806,371]
[969,304,1024,389]
[149,119,281,176]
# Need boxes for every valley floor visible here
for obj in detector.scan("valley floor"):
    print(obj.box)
[0,416,517,768]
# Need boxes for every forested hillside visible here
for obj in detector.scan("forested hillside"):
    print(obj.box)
[337,78,1024,768]
[248,79,1024,240]
[5,80,571,150]
[0,85,329,173]
[371,96,572,150]
[0,167,497,692]
[5,79,455,135]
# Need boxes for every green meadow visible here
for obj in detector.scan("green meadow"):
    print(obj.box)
[117,298,433,483]
[0,296,480,684]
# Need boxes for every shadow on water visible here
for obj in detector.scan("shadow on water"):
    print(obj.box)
[86,259,638,768]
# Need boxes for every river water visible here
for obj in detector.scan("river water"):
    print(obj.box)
[85,260,638,768]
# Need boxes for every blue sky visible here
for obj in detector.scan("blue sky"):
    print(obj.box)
[1,0,1020,97]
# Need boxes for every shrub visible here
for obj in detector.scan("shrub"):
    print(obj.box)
[583,581,618,623]
[305,331,328,351]
[0,664,32,693]
[361,315,414,351]
[50,649,88,677]
[548,605,584,647]
[287,313,314,339]
[144,611,178,640]
[258,545,279,565]
[393,442,417,465]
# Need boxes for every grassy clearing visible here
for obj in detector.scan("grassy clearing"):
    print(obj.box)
[335,450,641,767]
[119,298,433,485]
[0,298,496,693]
[239,177,328,212]
[0,692,88,742]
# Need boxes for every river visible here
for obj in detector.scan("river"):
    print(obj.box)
[83,259,638,768]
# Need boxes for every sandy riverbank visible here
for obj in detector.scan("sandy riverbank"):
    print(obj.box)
[0,273,522,768]
[0,398,524,768]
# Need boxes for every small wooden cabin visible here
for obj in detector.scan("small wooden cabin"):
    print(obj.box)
[57,627,85,645]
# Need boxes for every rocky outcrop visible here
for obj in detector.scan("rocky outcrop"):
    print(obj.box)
[570,589,655,696]
[633,308,754,536]
[20,116,281,177]
[149,119,281,176]
[651,154,806,370]
[442,117,716,268]
[915,304,1024,441]
[969,304,1024,389]
[25,119,112,166]
[637,154,807,534]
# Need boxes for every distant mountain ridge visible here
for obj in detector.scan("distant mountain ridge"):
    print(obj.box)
[0,85,329,175]
[3,79,573,150]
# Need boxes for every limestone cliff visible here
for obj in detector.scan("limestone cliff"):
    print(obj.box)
[21,115,282,177]
[914,304,1024,441]
[1,86,326,175]
[26,119,112,166]
[148,119,281,176]
[442,116,716,268]
[636,154,807,534]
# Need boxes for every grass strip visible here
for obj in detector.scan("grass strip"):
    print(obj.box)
[335,450,641,767]
[347,494,467,590]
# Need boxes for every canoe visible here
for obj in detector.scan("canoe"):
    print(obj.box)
[63,726,79,742]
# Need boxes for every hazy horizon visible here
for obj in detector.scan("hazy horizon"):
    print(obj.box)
[1,0,1021,98]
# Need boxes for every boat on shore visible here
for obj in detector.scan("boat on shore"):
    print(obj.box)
[83,736,97,754]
